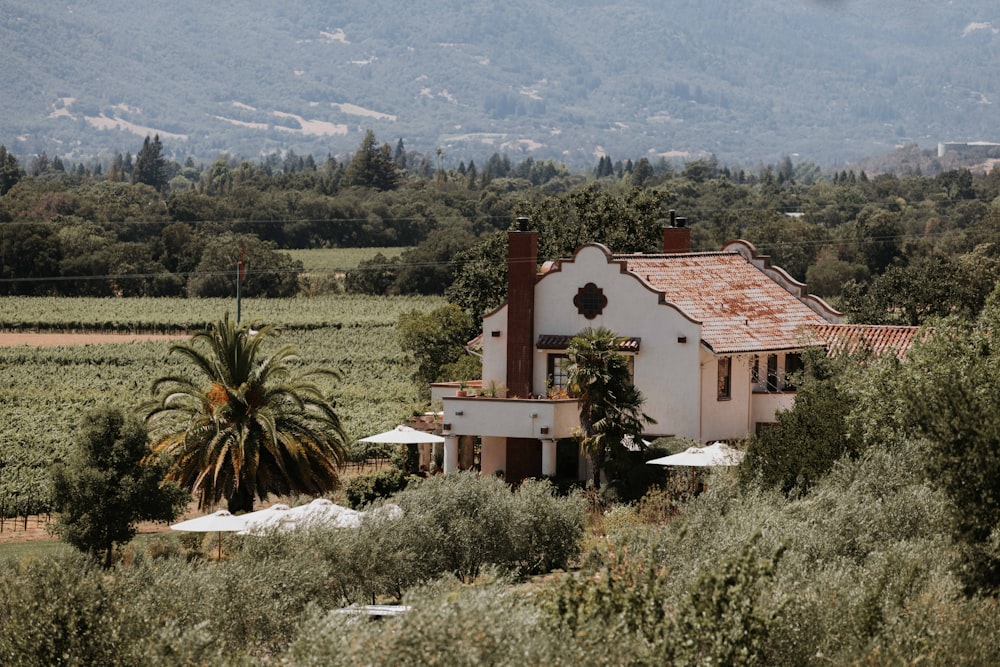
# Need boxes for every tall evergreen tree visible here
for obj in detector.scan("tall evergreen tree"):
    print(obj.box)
[345,130,400,191]
[133,134,168,191]
[394,138,408,169]
[0,145,24,195]
[31,152,50,176]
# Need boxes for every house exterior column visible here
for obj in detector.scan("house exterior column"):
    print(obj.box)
[444,435,460,474]
[480,436,506,479]
[541,438,557,477]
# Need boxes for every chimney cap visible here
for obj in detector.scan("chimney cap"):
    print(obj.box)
[515,216,531,232]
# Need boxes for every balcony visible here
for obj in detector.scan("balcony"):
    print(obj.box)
[441,394,580,440]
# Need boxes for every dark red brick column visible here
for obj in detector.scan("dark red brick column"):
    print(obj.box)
[506,227,537,399]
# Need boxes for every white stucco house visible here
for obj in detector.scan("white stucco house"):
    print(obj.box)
[430,218,916,484]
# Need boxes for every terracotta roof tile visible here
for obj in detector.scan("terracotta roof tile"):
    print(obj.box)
[810,323,922,359]
[537,334,641,352]
[617,252,829,354]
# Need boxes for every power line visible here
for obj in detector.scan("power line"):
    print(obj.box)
[0,231,956,284]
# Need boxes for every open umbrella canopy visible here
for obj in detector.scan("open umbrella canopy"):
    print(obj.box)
[646,442,745,467]
[286,498,363,529]
[171,509,248,560]
[170,510,247,533]
[238,503,295,534]
[358,425,444,445]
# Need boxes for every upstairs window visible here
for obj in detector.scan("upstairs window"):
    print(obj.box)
[784,352,804,391]
[766,354,779,392]
[547,354,569,392]
[752,352,802,393]
[717,357,732,400]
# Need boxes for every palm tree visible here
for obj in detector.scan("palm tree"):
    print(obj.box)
[564,326,654,487]
[144,314,348,513]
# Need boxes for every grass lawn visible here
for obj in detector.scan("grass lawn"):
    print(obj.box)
[0,539,71,562]
[0,531,195,564]
[288,247,408,273]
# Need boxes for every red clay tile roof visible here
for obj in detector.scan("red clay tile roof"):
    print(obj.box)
[617,252,830,354]
[810,323,922,360]
[537,334,641,352]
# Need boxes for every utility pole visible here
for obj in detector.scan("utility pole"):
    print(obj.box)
[236,244,245,324]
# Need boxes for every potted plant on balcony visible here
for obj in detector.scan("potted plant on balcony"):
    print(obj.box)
[547,385,570,399]
[456,381,468,397]
[481,380,507,398]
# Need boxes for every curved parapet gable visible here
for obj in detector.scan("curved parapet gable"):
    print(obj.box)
[721,239,842,324]
[564,244,703,325]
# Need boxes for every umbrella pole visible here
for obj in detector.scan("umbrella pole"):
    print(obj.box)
[217,531,223,560]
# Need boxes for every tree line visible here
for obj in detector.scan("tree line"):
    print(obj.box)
[3,133,1000,326]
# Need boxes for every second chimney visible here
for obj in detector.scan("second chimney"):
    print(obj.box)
[662,211,691,253]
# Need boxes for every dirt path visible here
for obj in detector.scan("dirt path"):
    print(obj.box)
[0,333,187,347]
[0,516,175,543]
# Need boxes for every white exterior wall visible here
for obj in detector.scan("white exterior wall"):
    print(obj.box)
[479,436,506,477]
[481,307,508,387]
[751,392,795,428]
[699,351,758,442]
[476,244,809,449]
[532,245,703,439]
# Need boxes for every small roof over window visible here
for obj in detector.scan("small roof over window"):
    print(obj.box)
[537,334,641,352]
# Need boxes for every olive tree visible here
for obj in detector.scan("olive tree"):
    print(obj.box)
[50,407,189,568]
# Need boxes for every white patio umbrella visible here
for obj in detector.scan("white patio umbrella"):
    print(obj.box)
[359,425,445,475]
[358,425,444,444]
[238,503,295,535]
[170,510,248,559]
[646,442,745,467]
[286,498,363,529]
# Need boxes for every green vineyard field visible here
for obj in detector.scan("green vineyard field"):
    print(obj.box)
[0,295,446,517]
[287,247,406,274]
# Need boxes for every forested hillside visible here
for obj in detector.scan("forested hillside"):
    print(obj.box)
[2,1,999,167]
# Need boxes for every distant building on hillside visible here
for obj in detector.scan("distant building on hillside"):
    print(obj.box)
[937,141,1000,158]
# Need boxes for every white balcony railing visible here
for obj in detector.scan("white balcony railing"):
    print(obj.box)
[441,395,580,440]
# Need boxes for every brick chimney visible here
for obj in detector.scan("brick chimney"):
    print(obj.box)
[506,217,537,399]
[662,210,691,253]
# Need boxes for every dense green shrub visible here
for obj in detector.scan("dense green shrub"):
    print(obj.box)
[2,439,998,666]
[741,352,862,495]
[243,472,585,605]
[507,478,587,574]
[0,553,134,667]
[344,467,410,508]
[284,578,582,667]
[569,433,967,665]
[390,472,585,580]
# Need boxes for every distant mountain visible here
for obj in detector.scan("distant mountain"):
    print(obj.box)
[2,0,998,169]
